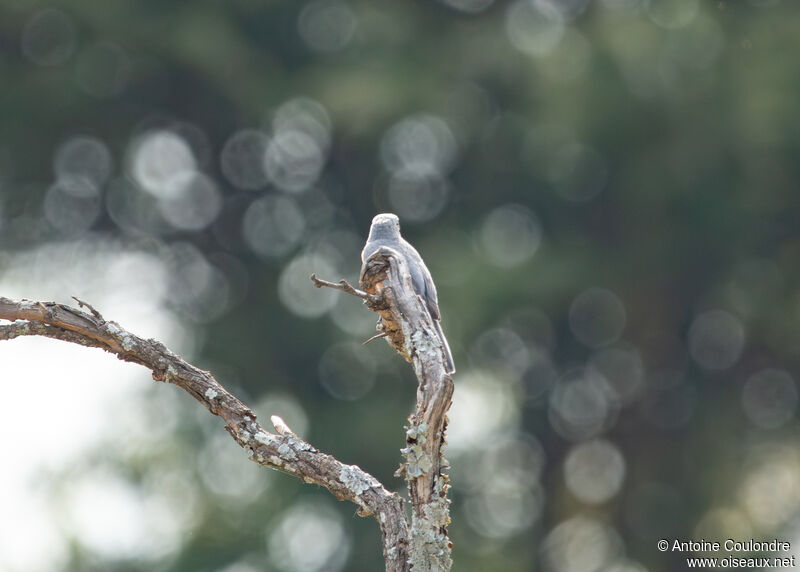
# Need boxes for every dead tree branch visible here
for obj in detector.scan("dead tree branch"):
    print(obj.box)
[315,247,455,569]
[1,244,454,571]
[357,246,455,571]
[0,297,410,571]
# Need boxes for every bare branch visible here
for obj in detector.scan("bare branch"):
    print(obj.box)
[359,248,455,571]
[0,297,410,571]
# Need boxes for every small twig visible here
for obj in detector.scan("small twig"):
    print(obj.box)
[363,331,389,345]
[270,415,294,436]
[71,296,104,320]
[310,273,377,302]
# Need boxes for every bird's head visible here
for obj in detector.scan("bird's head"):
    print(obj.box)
[368,213,401,240]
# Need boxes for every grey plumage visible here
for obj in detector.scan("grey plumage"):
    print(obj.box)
[360,213,455,374]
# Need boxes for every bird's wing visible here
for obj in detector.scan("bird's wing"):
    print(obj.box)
[422,265,441,321]
[400,240,441,321]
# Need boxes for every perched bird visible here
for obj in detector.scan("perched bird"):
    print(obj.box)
[360,213,455,374]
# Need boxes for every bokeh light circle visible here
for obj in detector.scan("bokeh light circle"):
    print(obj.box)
[297,1,358,53]
[464,483,544,538]
[687,309,745,370]
[268,501,351,572]
[130,130,197,200]
[741,369,797,430]
[197,431,270,500]
[164,242,231,323]
[157,173,222,231]
[540,516,622,572]
[588,346,644,404]
[506,0,565,57]
[273,98,332,150]
[278,253,338,318]
[479,204,542,268]
[738,445,800,529]
[54,136,113,189]
[380,114,457,176]
[43,178,101,235]
[242,195,305,258]
[385,169,450,223]
[264,130,325,193]
[565,439,626,504]
[447,370,521,454]
[21,9,77,66]
[220,129,270,191]
[549,369,617,441]
[471,327,531,376]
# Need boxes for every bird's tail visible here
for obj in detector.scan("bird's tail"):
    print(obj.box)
[433,320,456,375]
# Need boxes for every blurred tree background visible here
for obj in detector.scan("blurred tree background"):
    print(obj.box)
[1,0,799,570]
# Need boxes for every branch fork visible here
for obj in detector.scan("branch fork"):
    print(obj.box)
[0,246,453,571]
